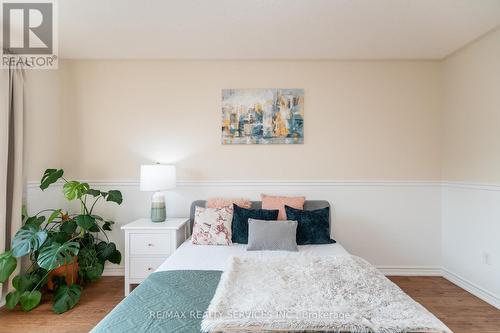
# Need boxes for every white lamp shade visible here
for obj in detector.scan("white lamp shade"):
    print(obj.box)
[140,164,176,191]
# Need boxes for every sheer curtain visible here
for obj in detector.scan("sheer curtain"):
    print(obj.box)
[0,66,24,302]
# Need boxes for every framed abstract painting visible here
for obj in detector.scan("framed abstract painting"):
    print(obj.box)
[221,88,304,144]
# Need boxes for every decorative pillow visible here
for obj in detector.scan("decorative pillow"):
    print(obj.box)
[261,194,305,220]
[206,198,252,209]
[231,204,279,244]
[192,206,233,245]
[284,205,335,245]
[247,219,298,252]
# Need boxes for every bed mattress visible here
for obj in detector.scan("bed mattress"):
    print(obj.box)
[156,239,350,272]
[93,241,451,333]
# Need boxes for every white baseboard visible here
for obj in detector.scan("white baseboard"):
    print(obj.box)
[377,266,442,276]
[103,266,124,276]
[442,269,500,310]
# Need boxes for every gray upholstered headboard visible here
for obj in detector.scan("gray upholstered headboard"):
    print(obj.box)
[189,200,331,234]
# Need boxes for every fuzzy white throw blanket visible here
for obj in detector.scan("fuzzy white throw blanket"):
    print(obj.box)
[202,255,452,333]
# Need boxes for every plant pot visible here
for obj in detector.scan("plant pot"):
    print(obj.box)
[46,257,79,290]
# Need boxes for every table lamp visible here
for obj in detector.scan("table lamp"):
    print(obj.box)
[140,164,176,222]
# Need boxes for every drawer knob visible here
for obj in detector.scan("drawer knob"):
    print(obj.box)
[148,243,153,247]
[148,267,152,271]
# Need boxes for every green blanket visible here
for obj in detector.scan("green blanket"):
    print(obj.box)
[91,270,222,333]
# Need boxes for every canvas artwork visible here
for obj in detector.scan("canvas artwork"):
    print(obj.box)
[221,89,304,144]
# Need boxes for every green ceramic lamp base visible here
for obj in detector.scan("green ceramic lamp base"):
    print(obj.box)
[150,192,166,222]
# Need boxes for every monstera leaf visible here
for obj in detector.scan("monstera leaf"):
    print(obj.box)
[14,268,47,286]
[50,231,71,244]
[5,291,21,309]
[13,274,36,292]
[19,290,42,311]
[37,242,79,271]
[23,216,46,229]
[63,181,90,200]
[60,220,77,235]
[102,221,112,231]
[40,169,64,190]
[96,241,121,265]
[84,261,104,282]
[78,246,103,282]
[75,215,96,231]
[105,190,123,204]
[53,284,82,314]
[96,241,115,261]
[107,250,121,265]
[11,226,48,257]
[86,189,101,197]
[0,251,17,283]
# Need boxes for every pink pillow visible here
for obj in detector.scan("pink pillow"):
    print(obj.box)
[206,198,252,209]
[261,194,305,220]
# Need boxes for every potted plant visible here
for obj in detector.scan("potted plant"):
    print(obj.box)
[0,169,123,314]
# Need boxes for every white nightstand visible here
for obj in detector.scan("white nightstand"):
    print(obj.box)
[121,218,189,295]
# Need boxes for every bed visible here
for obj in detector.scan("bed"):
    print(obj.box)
[92,200,451,333]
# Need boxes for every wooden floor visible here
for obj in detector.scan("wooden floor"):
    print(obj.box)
[0,276,499,333]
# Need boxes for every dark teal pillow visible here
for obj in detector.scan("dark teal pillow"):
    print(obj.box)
[285,205,335,245]
[231,204,279,244]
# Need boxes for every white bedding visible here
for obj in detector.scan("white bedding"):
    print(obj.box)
[202,256,452,333]
[156,239,349,272]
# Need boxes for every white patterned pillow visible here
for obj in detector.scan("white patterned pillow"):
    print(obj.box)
[191,206,233,245]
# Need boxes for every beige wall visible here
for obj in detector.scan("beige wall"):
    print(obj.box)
[442,28,500,183]
[26,60,443,181]
[441,28,500,305]
[25,70,62,181]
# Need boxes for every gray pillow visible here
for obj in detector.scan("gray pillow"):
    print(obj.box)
[247,219,298,251]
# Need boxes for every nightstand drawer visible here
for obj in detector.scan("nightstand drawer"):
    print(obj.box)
[129,257,165,279]
[130,233,172,255]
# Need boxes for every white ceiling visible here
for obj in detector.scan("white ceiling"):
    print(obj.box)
[59,0,500,60]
